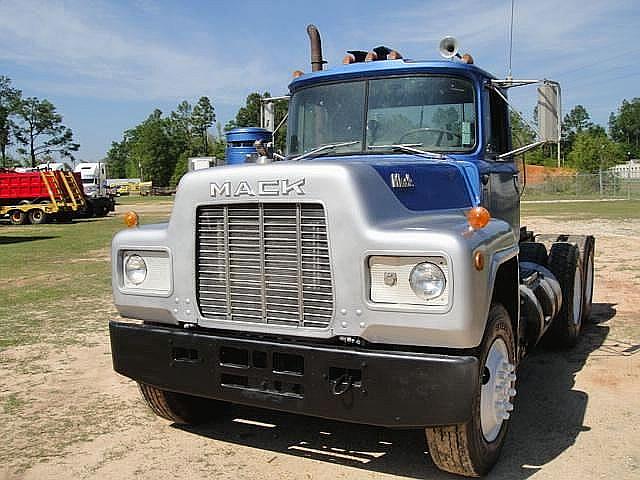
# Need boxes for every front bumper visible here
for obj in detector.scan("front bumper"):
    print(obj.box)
[110,320,479,427]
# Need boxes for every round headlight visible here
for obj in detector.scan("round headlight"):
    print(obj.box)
[409,262,446,300]
[125,254,147,285]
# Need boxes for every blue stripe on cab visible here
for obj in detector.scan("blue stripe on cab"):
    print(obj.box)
[371,163,474,211]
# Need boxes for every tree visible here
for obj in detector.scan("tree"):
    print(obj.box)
[562,105,593,153]
[568,130,624,173]
[226,92,288,152]
[225,92,262,131]
[13,97,79,167]
[510,110,536,147]
[105,139,130,178]
[0,76,21,167]
[128,110,177,186]
[609,98,640,157]
[192,96,216,154]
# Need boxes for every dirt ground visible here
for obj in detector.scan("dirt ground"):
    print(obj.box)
[1,208,639,480]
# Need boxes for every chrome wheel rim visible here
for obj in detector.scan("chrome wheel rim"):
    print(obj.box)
[480,338,515,442]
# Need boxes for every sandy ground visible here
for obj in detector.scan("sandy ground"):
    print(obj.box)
[1,212,638,480]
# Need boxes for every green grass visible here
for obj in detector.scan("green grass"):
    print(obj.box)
[2,393,24,414]
[521,199,640,219]
[0,213,169,349]
[115,194,174,205]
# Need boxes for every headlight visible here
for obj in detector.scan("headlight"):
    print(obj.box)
[125,254,147,285]
[409,262,446,300]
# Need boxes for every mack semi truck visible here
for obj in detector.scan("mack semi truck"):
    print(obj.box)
[109,26,595,476]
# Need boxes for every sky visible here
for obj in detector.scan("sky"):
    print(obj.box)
[1,0,638,161]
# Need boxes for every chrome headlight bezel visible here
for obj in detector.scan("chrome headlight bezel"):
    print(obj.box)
[368,255,451,309]
[119,248,172,296]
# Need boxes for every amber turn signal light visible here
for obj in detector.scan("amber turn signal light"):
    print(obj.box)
[292,70,304,78]
[124,211,139,228]
[467,206,490,230]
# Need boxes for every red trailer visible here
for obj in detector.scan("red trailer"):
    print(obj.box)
[0,169,86,225]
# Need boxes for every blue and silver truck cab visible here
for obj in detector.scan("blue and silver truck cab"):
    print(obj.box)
[109,25,595,477]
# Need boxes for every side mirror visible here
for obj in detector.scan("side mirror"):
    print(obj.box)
[261,100,275,131]
[537,84,560,142]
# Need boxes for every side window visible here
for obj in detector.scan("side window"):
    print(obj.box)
[487,89,509,155]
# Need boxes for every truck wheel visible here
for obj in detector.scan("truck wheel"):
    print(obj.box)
[426,304,516,477]
[56,213,74,223]
[581,237,595,323]
[138,383,230,425]
[28,208,48,225]
[545,243,583,347]
[9,210,28,225]
[519,242,548,265]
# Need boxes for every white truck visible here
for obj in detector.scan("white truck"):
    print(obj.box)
[74,162,115,217]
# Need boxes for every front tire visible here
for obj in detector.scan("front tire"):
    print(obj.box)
[426,304,516,477]
[138,383,230,425]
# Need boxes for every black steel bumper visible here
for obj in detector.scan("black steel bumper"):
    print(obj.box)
[109,321,479,427]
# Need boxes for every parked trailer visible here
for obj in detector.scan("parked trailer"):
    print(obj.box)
[0,170,86,225]
[109,26,596,477]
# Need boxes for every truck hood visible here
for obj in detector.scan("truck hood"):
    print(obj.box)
[175,157,479,216]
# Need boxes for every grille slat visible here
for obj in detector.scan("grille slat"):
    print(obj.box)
[197,203,333,328]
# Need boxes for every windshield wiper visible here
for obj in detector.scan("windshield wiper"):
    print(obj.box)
[290,141,359,161]
[369,144,447,160]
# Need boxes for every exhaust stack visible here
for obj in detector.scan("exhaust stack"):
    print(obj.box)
[306,24,326,72]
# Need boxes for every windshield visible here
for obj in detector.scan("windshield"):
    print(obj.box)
[287,76,476,156]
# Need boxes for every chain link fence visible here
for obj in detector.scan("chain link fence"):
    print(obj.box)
[521,172,640,201]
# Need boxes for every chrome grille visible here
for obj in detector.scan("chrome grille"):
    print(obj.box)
[196,203,333,328]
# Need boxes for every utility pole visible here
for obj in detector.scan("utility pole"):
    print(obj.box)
[599,144,604,197]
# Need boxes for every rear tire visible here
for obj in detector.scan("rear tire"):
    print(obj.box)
[544,243,583,347]
[581,237,595,323]
[56,213,73,223]
[96,205,109,217]
[9,210,28,225]
[519,242,548,265]
[138,383,230,425]
[426,304,516,477]
[28,208,48,225]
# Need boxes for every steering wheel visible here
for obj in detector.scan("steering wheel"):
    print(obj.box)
[398,127,462,147]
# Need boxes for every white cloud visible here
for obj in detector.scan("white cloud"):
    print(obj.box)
[0,0,281,101]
